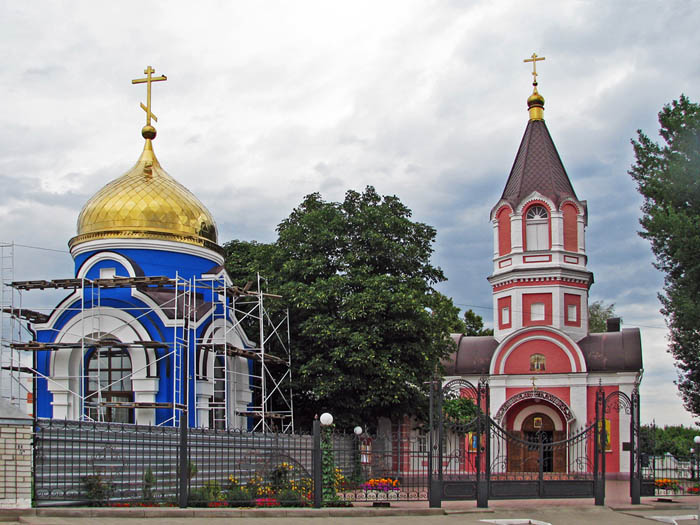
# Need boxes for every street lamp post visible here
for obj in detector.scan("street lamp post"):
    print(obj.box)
[694,436,700,481]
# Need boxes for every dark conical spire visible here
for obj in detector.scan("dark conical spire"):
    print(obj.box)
[500,119,578,209]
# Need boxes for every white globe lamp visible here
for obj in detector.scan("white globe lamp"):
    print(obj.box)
[354,426,363,436]
[320,412,334,426]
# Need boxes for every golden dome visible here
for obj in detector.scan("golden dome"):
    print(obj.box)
[69,138,219,252]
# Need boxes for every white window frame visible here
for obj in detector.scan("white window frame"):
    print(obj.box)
[501,306,510,326]
[531,302,545,321]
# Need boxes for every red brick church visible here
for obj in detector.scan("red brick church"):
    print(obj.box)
[443,67,642,476]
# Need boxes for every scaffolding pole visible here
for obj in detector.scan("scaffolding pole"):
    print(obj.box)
[193,272,294,433]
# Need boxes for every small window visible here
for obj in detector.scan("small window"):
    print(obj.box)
[530,353,546,372]
[531,302,545,321]
[99,267,116,279]
[501,307,510,325]
[567,304,577,322]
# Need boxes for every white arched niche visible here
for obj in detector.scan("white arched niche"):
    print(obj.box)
[48,307,159,424]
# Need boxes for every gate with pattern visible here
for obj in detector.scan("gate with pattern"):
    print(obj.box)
[429,380,640,507]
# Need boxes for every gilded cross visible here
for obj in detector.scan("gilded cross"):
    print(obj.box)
[131,66,167,126]
[523,53,545,84]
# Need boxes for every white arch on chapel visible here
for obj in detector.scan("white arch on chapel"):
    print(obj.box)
[511,403,565,432]
[490,327,587,375]
[47,307,156,421]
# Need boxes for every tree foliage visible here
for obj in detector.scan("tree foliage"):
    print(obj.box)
[640,424,700,457]
[225,187,462,429]
[443,397,480,422]
[629,95,700,416]
[588,300,617,333]
[462,309,493,336]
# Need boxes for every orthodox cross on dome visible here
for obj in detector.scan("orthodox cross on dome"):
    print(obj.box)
[523,53,545,88]
[132,66,167,128]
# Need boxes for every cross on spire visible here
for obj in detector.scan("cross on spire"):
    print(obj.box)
[523,53,545,87]
[132,66,167,127]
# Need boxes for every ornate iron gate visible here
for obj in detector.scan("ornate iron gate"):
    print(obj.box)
[428,379,641,508]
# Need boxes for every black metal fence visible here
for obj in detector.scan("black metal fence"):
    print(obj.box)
[33,418,430,507]
[642,453,700,497]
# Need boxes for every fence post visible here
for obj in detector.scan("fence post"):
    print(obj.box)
[476,383,488,508]
[313,418,322,508]
[177,335,190,508]
[630,387,641,504]
[594,388,605,506]
[428,379,439,508]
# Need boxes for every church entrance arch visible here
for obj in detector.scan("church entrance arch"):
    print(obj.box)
[498,395,569,473]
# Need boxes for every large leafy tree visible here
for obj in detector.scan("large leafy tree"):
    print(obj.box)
[588,300,618,333]
[225,187,461,429]
[462,309,493,336]
[630,95,700,416]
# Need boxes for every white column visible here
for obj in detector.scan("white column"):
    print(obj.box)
[512,215,523,252]
[551,212,564,251]
[492,219,499,259]
[489,376,507,475]
[133,378,159,425]
[578,216,586,254]
[196,379,213,428]
[617,382,635,475]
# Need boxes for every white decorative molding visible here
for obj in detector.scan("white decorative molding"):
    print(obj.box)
[70,238,223,265]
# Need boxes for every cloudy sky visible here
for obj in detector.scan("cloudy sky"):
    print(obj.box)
[1,1,699,427]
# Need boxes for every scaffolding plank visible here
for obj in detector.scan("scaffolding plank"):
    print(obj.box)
[11,280,55,290]
[52,278,92,288]
[199,342,286,364]
[88,401,186,410]
[11,340,169,351]
[234,410,289,420]
[1,365,35,374]
[2,307,50,323]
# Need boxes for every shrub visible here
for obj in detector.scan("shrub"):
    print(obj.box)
[188,480,223,507]
[82,474,114,507]
[275,488,306,507]
[142,467,156,504]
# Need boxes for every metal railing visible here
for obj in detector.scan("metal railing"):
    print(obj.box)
[33,418,429,507]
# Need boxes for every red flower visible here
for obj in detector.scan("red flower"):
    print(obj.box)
[255,497,280,507]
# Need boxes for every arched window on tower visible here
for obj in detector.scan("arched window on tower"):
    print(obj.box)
[525,205,549,251]
[562,203,578,252]
[84,344,134,423]
[497,206,512,255]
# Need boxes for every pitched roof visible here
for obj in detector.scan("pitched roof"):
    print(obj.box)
[501,119,578,209]
[443,328,642,375]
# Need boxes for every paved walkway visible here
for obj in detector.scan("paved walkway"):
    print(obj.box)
[5,506,700,525]
[3,483,699,525]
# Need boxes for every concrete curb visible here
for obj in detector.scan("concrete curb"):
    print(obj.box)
[22,506,448,519]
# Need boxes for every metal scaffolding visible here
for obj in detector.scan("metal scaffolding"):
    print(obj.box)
[0,241,33,412]
[192,273,293,434]
[0,255,293,432]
